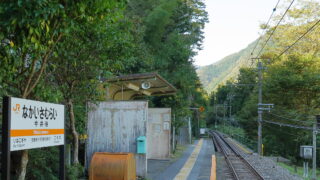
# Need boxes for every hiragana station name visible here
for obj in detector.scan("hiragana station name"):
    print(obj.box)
[21,105,58,128]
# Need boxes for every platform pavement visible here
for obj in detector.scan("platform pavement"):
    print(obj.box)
[187,139,214,180]
[147,138,215,180]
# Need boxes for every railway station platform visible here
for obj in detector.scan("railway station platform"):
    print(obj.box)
[148,132,302,180]
[147,138,215,180]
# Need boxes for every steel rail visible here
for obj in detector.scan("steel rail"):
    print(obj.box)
[212,132,241,179]
[216,132,264,180]
[209,130,264,180]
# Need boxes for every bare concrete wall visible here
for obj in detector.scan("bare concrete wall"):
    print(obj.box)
[86,101,148,177]
[147,108,171,159]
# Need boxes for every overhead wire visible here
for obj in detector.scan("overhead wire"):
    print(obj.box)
[249,0,281,68]
[270,107,314,120]
[262,119,313,130]
[274,18,320,59]
[250,0,281,56]
[255,0,296,58]
[266,111,313,125]
[263,123,306,137]
[245,1,320,152]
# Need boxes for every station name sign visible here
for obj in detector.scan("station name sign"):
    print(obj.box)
[9,97,65,151]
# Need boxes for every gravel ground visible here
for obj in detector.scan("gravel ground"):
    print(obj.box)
[215,152,231,180]
[225,137,303,180]
[244,153,302,180]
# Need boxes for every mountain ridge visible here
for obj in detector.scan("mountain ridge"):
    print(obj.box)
[197,40,257,93]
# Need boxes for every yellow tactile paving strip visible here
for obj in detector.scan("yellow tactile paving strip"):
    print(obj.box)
[173,138,204,180]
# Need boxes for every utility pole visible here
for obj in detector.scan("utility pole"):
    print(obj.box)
[215,105,224,128]
[197,110,200,138]
[188,107,203,138]
[223,103,226,131]
[229,104,231,134]
[253,58,273,156]
[227,94,234,135]
[215,106,218,128]
[188,117,192,144]
[229,103,232,119]
[228,94,234,119]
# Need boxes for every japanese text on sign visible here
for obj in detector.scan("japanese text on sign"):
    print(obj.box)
[9,97,65,151]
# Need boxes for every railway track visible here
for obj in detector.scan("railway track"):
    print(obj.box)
[209,131,264,180]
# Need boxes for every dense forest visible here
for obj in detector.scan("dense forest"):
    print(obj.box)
[197,40,256,92]
[0,0,208,179]
[1,0,320,179]
[206,0,320,166]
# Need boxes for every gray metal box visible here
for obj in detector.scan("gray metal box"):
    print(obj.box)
[300,145,313,159]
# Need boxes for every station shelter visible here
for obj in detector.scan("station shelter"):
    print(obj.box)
[86,73,177,177]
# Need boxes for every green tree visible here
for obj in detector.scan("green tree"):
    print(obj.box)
[0,0,124,179]
[125,0,209,128]
[49,1,133,164]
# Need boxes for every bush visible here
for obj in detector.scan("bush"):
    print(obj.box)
[26,147,59,180]
[66,164,84,180]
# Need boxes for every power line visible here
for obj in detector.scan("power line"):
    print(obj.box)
[250,0,281,56]
[227,83,256,87]
[266,112,313,125]
[274,18,320,59]
[256,0,296,58]
[271,107,315,121]
[263,119,312,130]
[263,123,306,136]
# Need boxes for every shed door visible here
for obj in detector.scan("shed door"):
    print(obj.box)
[147,108,171,159]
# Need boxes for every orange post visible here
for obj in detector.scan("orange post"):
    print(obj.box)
[210,155,216,180]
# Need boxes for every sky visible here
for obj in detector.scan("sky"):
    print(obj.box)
[194,0,280,66]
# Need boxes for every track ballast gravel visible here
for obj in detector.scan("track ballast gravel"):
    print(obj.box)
[225,137,302,180]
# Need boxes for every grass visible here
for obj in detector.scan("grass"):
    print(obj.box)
[211,124,245,136]
[278,162,320,180]
[171,144,187,159]
[211,124,257,152]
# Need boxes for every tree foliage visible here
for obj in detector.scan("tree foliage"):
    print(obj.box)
[0,0,208,179]
[208,0,320,165]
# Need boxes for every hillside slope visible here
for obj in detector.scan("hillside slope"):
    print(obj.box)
[197,40,257,92]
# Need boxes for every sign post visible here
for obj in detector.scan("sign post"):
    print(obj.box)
[2,97,65,180]
[2,97,11,180]
[300,145,313,178]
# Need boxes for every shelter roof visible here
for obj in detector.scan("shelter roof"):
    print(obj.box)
[105,72,177,100]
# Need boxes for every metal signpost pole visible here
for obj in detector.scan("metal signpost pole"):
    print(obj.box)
[173,125,175,152]
[60,145,66,180]
[257,60,263,156]
[2,96,11,180]
[312,116,319,180]
[60,108,66,180]
[172,114,175,152]
[307,161,309,178]
[304,161,306,177]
